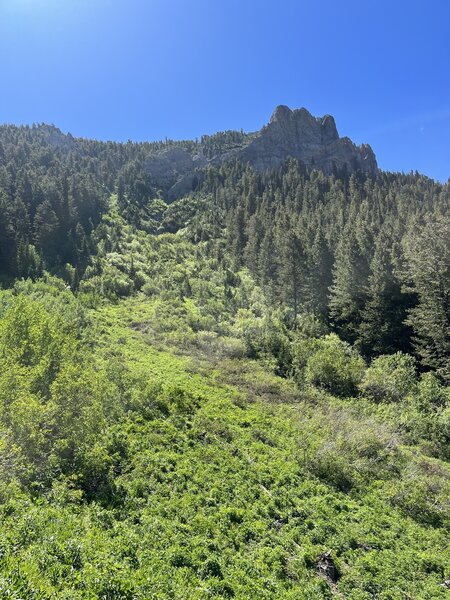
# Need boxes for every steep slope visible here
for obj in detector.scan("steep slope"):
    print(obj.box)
[0,281,449,598]
[232,105,377,175]
[0,105,377,202]
[109,105,378,194]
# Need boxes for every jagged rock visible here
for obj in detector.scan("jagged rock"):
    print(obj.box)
[33,124,77,151]
[237,105,377,175]
[37,106,378,199]
[144,147,194,189]
[167,172,200,202]
[158,105,377,197]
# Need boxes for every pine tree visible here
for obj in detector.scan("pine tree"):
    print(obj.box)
[0,191,15,276]
[405,215,450,382]
[15,241,42,279]
[33,200,60,266]
[259,228,278,303]
[227,202,246,266]
[329,225,370,343]
[274,212,307,317]
[306,228,333,320]
[358,230,413,356]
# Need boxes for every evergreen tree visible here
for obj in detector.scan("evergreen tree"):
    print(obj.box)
[358,230,413,357]
[15,241,42,279]
[227,202,246,266]
[0,191,15,276]
[306,228,333,320]
[405,215,450,381]
[329,226,369,343]
[34,200,60,266]
[274,211,307,317]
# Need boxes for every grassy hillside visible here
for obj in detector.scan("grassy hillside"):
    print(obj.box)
[0,271,449,598]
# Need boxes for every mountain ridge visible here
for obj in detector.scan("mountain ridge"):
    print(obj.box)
[1,106,378,200]
[234,105,377,176]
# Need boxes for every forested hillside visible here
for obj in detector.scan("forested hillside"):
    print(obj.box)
[1,122,448,377]
[0,120,449,598]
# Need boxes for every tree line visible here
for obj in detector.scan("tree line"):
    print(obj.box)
[0,125,448,380]
[199,161,449,380]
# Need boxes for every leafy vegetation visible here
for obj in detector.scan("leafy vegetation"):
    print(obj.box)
[0,125,449,597]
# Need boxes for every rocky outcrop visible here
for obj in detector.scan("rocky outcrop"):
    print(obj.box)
[144,105,378,197]
[38,106,378,198]
[236,105,377,175]
[144,148,207,199]
[144,148,194,190]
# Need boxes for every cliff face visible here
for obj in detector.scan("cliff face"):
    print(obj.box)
[28,106,378,200]
[159,105,378,198]
[236,105,377,175]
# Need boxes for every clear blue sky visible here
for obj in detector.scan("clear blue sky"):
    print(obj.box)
[1,0,449,181]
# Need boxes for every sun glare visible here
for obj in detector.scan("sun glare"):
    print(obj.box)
[4,0,70,14]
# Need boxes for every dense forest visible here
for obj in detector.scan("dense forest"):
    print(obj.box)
[0,123,449,598]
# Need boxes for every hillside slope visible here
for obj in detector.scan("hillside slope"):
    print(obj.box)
[0,239,449,598]
[0,112,448,598]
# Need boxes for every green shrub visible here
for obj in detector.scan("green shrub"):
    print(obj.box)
[413,372,450,412]
[291,337,319,379]
[360,352,417,402]
[294,313,329,339]
[194,331,246,359]
[436,406,450,455]
[294,334,365,397]
[310,413,401,491]
[398,373,450,459]
[390,460,450,527]
[233,308,291,373]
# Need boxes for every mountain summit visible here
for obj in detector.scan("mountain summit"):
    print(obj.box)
[236,105,378,175]
[153,105,378,198]
[159,105,378,198]
[5,107,378,200]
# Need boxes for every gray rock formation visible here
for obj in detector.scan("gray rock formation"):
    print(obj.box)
[144,147,194,191]
[236,105,377,175]
[145,105,378,198]
[37,106,378,199]
[144,147,208,199]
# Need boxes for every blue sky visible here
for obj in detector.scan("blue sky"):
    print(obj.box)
[0,0,449,181]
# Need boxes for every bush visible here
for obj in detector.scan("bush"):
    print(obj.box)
[294,334,365,397]
[360,352,417,402]
[194,331,246,359]
[309,411,401,491]
[233,309,291,374]
[413,372,449,412]
[294,313,329,339]
[436,406,450,456]
[398,373,450,459]
[390,460,450,527]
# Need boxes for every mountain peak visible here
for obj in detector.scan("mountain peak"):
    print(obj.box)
[237,105,377,175]
[269,104,294,124]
